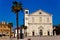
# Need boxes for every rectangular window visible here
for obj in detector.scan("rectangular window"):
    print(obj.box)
[39,17,42,22]
[47,18,49,22]
[32,17,34,22]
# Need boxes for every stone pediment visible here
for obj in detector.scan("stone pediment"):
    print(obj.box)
[29,10,52,16]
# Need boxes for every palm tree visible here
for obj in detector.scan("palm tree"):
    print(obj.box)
[12,1,23,39]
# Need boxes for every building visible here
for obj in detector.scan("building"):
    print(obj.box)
[0,21,12,37]
[24,9,53,36]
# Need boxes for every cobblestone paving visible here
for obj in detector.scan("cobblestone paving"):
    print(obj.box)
[0,36,60,40]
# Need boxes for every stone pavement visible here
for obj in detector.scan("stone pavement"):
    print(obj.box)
[23,36,60,40]
[0,35,60,40]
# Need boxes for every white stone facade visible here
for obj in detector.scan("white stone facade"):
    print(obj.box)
[24,9,53,36]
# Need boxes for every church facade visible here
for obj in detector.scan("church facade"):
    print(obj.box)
[24,9,53,36]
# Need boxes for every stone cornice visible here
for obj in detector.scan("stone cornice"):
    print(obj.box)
[28,15,51,17]
[28,23,52,25]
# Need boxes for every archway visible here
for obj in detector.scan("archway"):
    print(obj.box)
[38,26,43,36]
[39,30,43,36]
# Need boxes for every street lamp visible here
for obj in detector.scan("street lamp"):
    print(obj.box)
[12,1,23,39]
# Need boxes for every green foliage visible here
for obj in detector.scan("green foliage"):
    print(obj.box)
[12,1,23,13]
[8,23,13,28]
[21,25,27,29]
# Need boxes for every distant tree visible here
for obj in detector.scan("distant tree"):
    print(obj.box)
[8,23,13,38]
[56,24,60,35]
[21,25,27,37]
[21,25,27,29]
[8,23,13,28]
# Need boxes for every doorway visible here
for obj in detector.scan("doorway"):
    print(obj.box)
[39,30,42,36]
[48,31,50,35]
[32,31,35,36]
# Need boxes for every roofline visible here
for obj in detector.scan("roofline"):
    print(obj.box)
[28,9,53,16]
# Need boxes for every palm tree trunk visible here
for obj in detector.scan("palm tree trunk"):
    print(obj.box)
[16,12,19,39]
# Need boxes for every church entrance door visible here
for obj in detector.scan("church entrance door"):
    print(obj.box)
[39,30,42,36]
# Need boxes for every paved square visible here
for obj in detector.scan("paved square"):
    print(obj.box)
[0,36,60,40]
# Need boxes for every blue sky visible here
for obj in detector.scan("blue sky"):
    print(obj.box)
[0,0,60,28]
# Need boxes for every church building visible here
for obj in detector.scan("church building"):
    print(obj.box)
[24,9,53,36]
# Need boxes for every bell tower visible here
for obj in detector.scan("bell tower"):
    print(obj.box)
[24,9,29,27]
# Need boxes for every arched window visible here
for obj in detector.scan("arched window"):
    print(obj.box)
[25,11,28,14]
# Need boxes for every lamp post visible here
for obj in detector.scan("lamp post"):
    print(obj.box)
[12,1,23,39]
